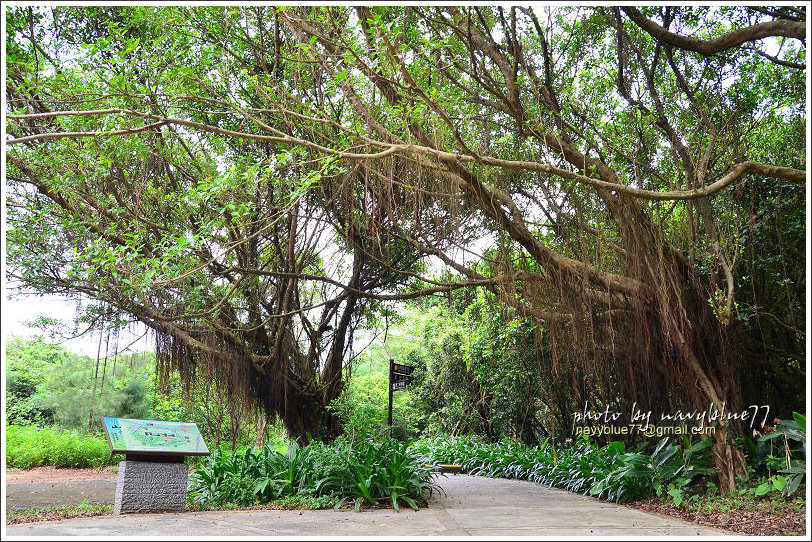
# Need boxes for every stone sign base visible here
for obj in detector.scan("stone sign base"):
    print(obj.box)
[114,459,188,514]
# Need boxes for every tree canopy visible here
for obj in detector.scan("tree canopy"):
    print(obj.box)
[5,5,806,488]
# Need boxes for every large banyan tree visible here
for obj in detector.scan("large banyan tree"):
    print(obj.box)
[6,6,806,489]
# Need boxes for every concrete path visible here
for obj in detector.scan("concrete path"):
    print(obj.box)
[5,474,731,536]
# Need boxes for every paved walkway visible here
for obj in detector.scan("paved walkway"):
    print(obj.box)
[5,474,731,536]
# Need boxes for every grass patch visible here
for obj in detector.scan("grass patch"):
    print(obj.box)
[186,494,340,512]
[261,495,340,509]
[6,502,113,524]
[6,425,123,468]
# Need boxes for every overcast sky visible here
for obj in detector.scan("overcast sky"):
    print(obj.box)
[3,292,152,357]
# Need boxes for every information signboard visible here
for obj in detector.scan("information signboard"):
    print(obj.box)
[103,416,210,456]
[392,373,414,386]
[392,381,408,392]
[388,359,417,426]
[390,361,415,394]
[392,363,415,376]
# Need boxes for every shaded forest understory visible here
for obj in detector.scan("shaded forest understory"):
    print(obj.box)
[5,4,806,496]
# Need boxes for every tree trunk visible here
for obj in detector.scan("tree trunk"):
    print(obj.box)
[676,332,748,492]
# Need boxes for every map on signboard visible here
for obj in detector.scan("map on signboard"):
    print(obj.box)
[103,416,210,455]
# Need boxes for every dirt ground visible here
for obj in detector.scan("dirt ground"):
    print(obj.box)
[5,466,117,484]
[5,468,118,511]
[629,496,806,537]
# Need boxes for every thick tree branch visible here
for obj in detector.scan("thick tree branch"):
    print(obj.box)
[622,7,806,56]
[11,113,803,201]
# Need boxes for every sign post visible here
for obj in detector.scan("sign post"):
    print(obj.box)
[388,359,394,427]
[387,360,416,431]
[102,416,210,514]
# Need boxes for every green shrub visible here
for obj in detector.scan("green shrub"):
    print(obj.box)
[188,437,441,511]
[5,336,65,425]
[758,412,806,496]
[312,437,441,511]
[611,436,715,505]
[6,337,158,433]
[6,425,122,468]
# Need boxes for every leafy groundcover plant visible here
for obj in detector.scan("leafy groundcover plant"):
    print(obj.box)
[6,425,121,468]
[188,437,442,511]
[756,412,806,497]
[411,434,715,504]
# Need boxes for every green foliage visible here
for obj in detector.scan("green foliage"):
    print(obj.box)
[729,471,805,502]
[6,5,806,457]
[154,371,266,451]
[684,480,805,531]
[5,425,122,468]
[6,370,53,426]
[413,435,716,505]
[312,438,441,512]
[266,494,340,509]
[329,345,420,441]
[189,447,270,506]
[37,359,153,430]
[5,5,806,489]
[757,412,806,496]
[5,337,156,432]
[734,173,806,415]
[5,336,267,452]
[188,437,441,511]
[367,296,548,445]
[5,336,69,425]
[614,436,716,506]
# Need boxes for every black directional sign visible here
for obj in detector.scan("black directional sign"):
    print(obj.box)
[392,373,414,385]
[392,363,415,376]
[391,381,408,392]
[388,359,416,427]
